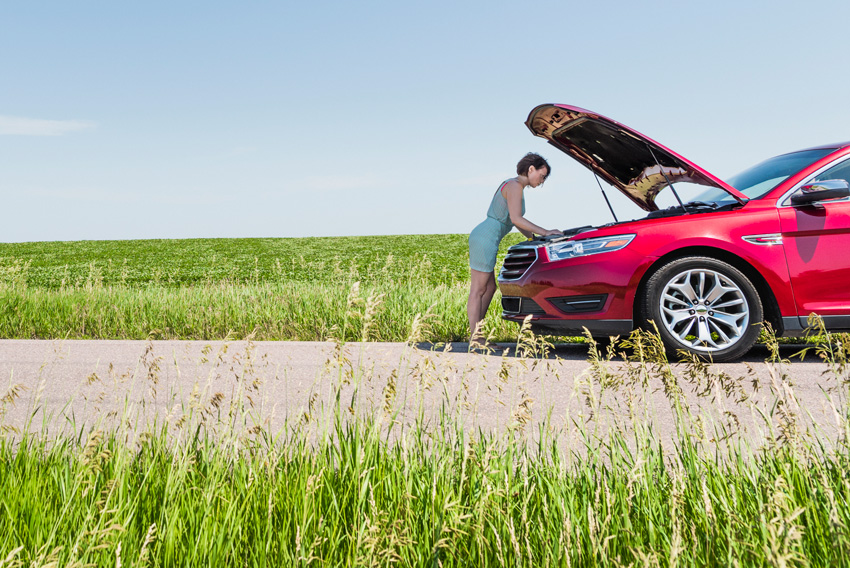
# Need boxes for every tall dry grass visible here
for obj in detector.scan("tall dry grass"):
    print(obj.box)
[1,318,850,566]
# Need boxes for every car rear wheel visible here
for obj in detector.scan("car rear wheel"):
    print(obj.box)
[641,257,763,362]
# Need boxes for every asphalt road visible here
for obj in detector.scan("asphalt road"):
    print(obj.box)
[1,339,846,454]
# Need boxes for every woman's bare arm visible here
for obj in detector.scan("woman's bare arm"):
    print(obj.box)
[503,180,561,237]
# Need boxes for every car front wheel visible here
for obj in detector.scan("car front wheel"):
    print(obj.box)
[641,257,763,362]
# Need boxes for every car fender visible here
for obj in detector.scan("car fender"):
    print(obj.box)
[633,243,792,333]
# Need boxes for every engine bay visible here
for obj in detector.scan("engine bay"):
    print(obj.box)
[524,200,741,245]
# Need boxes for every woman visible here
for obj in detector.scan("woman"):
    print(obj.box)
[467,153,561,347]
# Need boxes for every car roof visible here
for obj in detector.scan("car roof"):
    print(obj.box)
[789,141,850,153]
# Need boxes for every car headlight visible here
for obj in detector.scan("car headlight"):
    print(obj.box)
[546,234,636,261]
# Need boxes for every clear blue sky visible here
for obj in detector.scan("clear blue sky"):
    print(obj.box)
[2,0,849,243]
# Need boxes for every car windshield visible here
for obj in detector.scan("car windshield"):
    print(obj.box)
[692,148,834,203]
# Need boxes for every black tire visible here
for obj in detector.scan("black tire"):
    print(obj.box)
[640,256,763,362]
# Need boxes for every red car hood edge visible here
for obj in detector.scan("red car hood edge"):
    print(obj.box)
[526,104,749,211]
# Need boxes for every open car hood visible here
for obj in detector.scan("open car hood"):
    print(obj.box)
[526,104,748,211]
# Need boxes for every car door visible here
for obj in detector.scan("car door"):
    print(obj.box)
[778,158,850,326]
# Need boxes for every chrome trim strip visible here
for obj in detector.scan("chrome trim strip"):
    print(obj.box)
[742,233,783,245]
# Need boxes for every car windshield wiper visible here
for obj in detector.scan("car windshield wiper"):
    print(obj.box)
[682,201,718,210]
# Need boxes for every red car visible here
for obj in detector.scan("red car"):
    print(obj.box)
[499,104,850,361]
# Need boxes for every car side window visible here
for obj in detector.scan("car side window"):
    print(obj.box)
[814,160,850,185]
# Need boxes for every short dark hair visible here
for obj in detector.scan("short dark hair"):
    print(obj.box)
[516,152,551,178]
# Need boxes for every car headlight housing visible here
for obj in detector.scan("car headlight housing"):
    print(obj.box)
[546,234,636,261]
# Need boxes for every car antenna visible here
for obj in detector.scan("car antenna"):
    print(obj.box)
[646,144,688,213]
[593,173,619,222]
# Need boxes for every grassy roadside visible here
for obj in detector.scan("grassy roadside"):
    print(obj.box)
[3,235,850,565]
[0,234,528,341]
[0,281,519,342]
[2,327,850,566]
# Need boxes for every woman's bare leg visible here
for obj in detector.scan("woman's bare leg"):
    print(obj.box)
[468,269,497,341]
[480,275,498,322]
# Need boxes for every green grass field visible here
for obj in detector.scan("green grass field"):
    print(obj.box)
[4,235,849,566]
[0,235,498,288]
[0,234,527,342]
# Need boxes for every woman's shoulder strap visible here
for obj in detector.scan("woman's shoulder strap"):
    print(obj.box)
[497,179,514,197]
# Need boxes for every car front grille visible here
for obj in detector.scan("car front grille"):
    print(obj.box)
[500,246,539,280]
[501,296,547,315]
[548,294,608,314]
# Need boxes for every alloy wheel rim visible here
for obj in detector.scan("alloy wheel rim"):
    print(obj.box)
[658,268,749,352]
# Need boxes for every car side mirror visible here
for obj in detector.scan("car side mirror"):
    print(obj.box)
[790,179,850,206]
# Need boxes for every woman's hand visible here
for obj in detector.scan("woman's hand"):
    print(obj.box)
[542,229,562,237]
